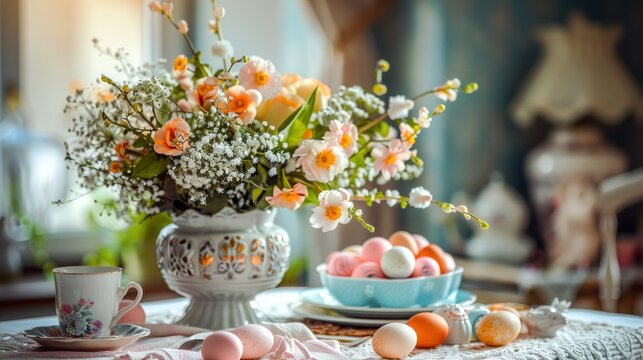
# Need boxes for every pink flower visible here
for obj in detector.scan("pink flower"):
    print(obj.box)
[293,140,348,183]
[178,99,192,112]
[61,304,73,314]
[78,298,88,307]
[266,183,308,211]
[371,139,412,181]
[324,120,359,156]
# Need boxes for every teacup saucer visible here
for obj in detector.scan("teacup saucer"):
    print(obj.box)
[23,324,150,351]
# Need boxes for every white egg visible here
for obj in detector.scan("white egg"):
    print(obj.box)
[372,323,417,359]
[381,246,415,278]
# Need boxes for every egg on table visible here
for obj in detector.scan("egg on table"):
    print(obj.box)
[230,324,274,359]
[476,311,522,347]
[434,305,472,345]
[327,253,363,276]
[201,331,243,360]
[380,246,415,278]
[389,231,420,255]
[407,312,449,348]
[372,323,417,359]
[351,262,386,278]
[361,237,392,264]
[412,257,441,278]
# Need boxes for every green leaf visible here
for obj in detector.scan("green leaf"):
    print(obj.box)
[132,136,149,148]
[132,154,169,179]
[279,88,318,148]
[201,192,228,214]
[157,101,172,125]
[252,188,264,203]
[375,121,390,138]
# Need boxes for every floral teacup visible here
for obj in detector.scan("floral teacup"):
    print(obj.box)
[53,266,143,338]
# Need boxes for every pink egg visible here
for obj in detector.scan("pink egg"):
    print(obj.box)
[202,331,243,360]
[413,234,430,249]
[325,251,341,264]
[328,253,363,276]
[361,237,392,264]
[444,253,456,273]
[412,257,441,277]
[351,262,386,278]
[231,324,274,359]
[117,300,146,324]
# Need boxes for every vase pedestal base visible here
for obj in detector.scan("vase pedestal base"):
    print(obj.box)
[177,297,264,330]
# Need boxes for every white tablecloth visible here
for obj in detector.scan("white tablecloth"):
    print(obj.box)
[1,288,642,359]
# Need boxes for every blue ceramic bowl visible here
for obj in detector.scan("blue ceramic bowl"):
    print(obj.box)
[317,264,463,308]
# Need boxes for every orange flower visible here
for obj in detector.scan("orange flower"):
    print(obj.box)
[220,85,262,125]
[153,117,190,156]
[109,161,122,173]
[266,183,308,211]
[114,141,129,159]
[173,55,188,72]
[193,77,218,110]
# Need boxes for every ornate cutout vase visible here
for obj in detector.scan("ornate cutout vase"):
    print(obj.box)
[156,208,290,330]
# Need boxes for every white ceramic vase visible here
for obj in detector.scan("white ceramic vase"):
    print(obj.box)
[156,208,290,330]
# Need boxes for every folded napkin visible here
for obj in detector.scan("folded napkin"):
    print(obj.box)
[2,322,347,360]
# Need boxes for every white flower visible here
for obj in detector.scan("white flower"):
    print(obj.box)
[214,6,225,19]
[310,189,353,232]
[414,106,432,128]
[433,78,460,102]
[446,78,461,88]
[212,40,233,59]
[399,123,416,146]
[324,120,359,156]
[177,20,189,34]
[387,95,414,120]
[384,189,400,207]
[409,187,433,208]
[293,140,348,183]
[237,56,281,99]
[161,1,174,16]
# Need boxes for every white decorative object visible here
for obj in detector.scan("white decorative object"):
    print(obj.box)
[433,305,471,345]
[524,298,570,338]
[53,266,143,338]
[466,175,533,264]
[156,208,290,330]
[511,12,643,126]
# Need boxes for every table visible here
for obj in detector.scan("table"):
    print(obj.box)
[1,288,642,359]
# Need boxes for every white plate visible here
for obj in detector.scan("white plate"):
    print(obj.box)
[292,303,405,327]
[23,324,150,351]
[300,288,476,319]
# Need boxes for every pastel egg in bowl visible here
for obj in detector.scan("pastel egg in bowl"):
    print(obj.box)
[317,264,463,308]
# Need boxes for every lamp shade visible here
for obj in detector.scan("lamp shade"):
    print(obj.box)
[511,12,643,127]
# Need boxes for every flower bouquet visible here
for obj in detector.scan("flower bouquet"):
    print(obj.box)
[63,0,487,234]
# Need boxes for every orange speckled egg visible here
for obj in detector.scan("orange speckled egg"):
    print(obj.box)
[416,244,450,274]
[407,312,449,348]
[117,300,146,324]
[389,231,419,255]
[475,311,521,347]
